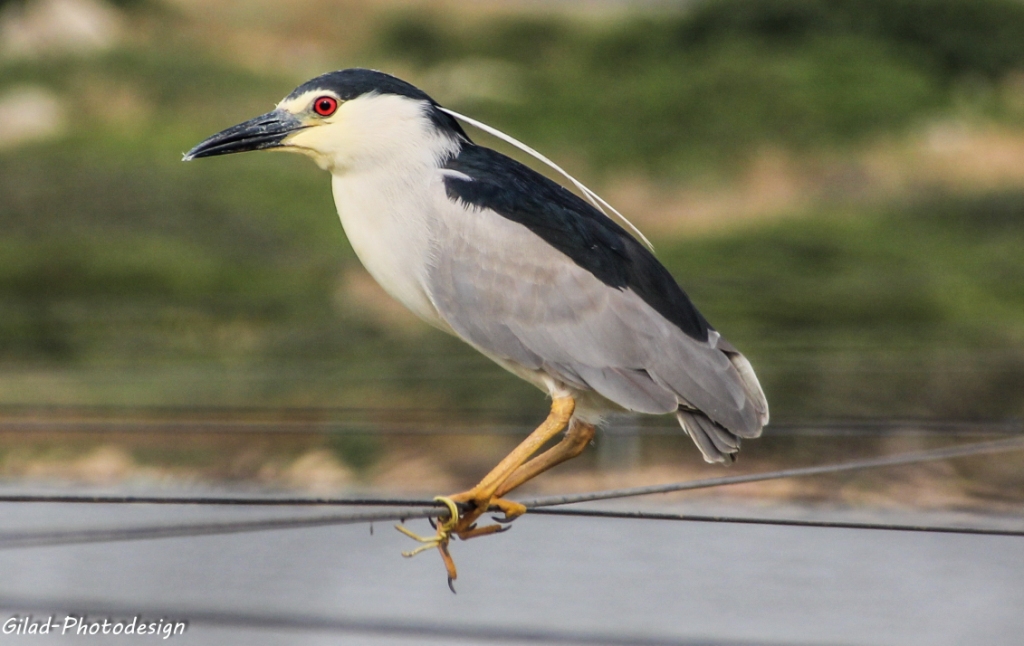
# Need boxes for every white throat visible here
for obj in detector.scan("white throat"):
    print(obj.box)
[300,94,460,330]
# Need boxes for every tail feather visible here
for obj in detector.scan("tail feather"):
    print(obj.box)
[676,409,741,465]
[675,342,767,464]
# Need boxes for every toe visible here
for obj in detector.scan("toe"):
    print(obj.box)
[489,498,527,520]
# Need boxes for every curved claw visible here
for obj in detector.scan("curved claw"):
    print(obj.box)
[492,515,518,524]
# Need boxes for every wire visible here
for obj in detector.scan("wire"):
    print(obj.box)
[2,405,1018,437]
[0,508,442,550]
[0,418,535,437]
[755,418,1024,438]
[519,436,1024,509]
[3,435,1022,510]
[0,505,1019,551]
[0,595,771,645]
[0,494,438,507]
[529,508,1024,537]
[0,436,1021,549]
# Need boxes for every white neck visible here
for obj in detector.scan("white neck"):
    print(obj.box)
[316,96,459,330]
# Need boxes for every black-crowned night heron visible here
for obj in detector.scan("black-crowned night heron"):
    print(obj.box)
[185,68,768,586]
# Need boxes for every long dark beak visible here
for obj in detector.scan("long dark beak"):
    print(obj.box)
[183,109,307,161]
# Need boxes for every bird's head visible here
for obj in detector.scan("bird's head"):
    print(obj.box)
[184,69,468,173]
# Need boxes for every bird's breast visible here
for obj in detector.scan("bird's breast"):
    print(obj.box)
[330,170,450,331]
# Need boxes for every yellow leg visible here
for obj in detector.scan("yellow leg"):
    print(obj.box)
[396,397,585,589]
[452,419,596,541]
[494,418,596,499]
[446,396,574,532]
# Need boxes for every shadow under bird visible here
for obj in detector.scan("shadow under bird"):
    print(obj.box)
[185,68,769,589]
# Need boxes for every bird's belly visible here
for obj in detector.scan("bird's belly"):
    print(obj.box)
[331,173,449,331]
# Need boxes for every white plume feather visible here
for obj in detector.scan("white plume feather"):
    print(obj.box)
[439,107,654,251]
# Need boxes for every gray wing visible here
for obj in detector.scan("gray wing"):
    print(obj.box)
[425,198,768,463]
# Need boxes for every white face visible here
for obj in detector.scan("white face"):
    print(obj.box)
[276,90,460,174]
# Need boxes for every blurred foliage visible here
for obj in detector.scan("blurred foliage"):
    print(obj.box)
[682,0,1024,79]
[662,192,1024,418]
[326,432,382,473]
[671,192,1024,346]
[377,0,1024,177]
[0,164,332,362]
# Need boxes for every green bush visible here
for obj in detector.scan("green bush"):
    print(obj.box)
[376,0,1024,176]
[681,0,1024,80]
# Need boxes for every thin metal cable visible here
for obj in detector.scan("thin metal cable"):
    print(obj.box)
[1,408,1020,437]
[0,506,1020,551]
[0,494,439,507]
[0,596,775,645]
[2,436,1022,510]
[529,508,1024,537]
[0,508,442,550]
[0,437,1021,549]
[0,418,535,436]
[519,436,1024,509]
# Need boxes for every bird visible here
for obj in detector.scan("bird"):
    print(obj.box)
[185,68,768,587]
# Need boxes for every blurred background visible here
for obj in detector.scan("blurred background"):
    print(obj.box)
[0,0,1023,510]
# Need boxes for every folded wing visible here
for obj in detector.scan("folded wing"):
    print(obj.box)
[428,146,768,462]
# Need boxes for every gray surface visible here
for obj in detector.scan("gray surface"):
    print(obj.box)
[0,498,1021,645]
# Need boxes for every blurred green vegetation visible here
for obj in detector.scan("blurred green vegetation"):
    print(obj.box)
[0,0,1022,422]
[379,0,1024,177]
[665,193,1024,418]
[327,431,383,474]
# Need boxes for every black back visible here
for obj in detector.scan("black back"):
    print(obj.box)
[443,145,711,342]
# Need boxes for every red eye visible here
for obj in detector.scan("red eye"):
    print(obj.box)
[313,96,338,116]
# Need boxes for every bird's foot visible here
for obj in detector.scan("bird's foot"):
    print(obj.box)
[395,496,461,591]
[395,494,527,590]
[448,492,526,538]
